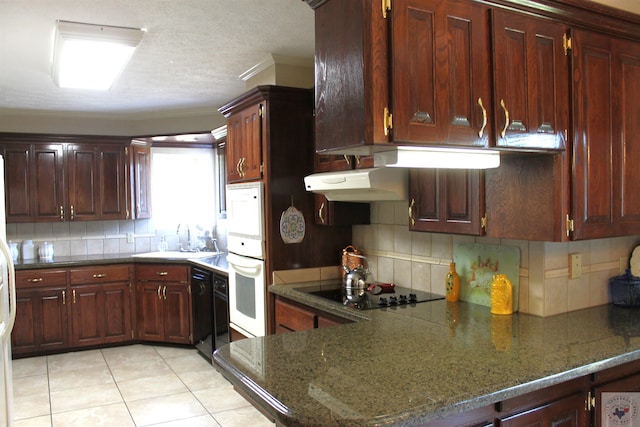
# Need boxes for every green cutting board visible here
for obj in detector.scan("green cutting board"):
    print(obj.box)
[453,243,520,311]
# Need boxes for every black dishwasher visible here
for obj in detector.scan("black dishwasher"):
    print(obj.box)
[192,268,213,359]
[212,273,230,350]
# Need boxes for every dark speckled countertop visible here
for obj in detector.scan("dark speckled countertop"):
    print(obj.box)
[13,252,229,275]
[212,282,640,427]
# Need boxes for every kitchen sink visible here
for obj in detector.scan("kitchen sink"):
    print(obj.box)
[132,251,224,260]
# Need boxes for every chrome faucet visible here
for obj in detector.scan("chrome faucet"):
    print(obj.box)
[176,223,191,251]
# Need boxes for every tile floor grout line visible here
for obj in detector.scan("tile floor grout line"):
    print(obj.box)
[101,347,138,427]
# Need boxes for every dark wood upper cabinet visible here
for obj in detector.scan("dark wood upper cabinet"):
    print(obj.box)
[67,144,128,221]
[392,0,491,147]
[491,9,569,150]
[571,29,640,239]
[224,104,263,183]
[1,135,130,223]
[409,169,484,235]
[130,144,152,219]
[3,143,65,222]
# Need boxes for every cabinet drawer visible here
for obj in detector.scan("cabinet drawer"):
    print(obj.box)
[275,298,316,332]
[136,264,189,282]
[69,264,131,285]
[15,269,67,288]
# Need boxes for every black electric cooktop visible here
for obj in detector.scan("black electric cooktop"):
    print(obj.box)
[297,283,445,310]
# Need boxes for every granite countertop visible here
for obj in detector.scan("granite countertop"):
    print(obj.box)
[213,282,640,427]
[13,252,229,276]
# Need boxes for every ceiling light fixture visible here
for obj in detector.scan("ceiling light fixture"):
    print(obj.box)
[373,146,501,169]
[52,20,145,90]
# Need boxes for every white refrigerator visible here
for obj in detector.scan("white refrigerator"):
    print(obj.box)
[0,155,16,427]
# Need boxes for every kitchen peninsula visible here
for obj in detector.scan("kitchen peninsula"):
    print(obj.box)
[213,284,640,426]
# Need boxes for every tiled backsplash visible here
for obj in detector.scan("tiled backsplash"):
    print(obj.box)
[352,201,640,317]
[6,219,228,258]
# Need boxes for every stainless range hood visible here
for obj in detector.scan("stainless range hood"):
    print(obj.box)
[304,168,408,201]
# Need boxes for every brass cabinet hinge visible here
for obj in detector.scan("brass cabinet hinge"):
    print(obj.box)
[259,104,264,117]
[563,33,572,55]
[260,163,264,174]
[566,214,574,237]
[131,330,135,339]
[383,107,393,136]
[382,0,391,18]
[124,146,128,155]
[586,391,596,411]
[481,213,488,231]
[187,285,192,295]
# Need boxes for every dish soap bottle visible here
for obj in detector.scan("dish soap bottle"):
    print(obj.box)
[491,274,513,315]
[445,262,460,302]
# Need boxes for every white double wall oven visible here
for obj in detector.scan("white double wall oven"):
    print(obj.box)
[226,182,267,339]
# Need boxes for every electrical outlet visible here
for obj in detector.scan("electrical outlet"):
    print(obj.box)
[620,256,629,274]
[126,232,134,244]
[569,253,582,279]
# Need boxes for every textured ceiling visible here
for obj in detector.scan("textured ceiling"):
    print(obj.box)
[0,0,314,117]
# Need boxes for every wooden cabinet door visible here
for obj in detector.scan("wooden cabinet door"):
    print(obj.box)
[391,0,490,146]
[137,282,164,341]
[11,286,69,355]
[498,393,587,427]
[67,144,100,220]
[571,30,615,240]
[70,284,102,347]
[97,144,128,220]
[409,168,484,235]
[131,144,152,219]
[492,10,569,150]
[571,31,640,239]
[70,282,132,347]
[226,104,262,183]
[162,283,191,344]
[3,143,65,223]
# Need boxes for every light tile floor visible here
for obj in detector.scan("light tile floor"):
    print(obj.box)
[11,344,275,427]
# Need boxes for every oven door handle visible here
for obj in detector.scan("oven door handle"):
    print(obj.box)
[227,253,263,277]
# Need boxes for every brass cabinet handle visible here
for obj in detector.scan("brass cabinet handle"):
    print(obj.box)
[62,290,66,305]
[239,157,246,177]
[157,285,162,298]
[318,202,326,224]
[92,273,107,278]
[27,278,43,283]
[60,205,64,221]
[343,154,352,167]
[72,289,76,304]
[162,285,167,300]
[70,205,75,220]
[500,99,510,138]
[409,199,416,226]
[477,97,488,138]
[236,158,241,176]
[156,272,168,276]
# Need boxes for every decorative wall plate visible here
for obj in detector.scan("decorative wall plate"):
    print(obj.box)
[280,205,305,244]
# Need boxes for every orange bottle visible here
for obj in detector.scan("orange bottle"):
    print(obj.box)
[445,262,460,302]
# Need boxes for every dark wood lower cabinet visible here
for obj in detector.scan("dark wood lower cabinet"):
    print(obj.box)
[274,296,351,334]
[135,264,192,344]
[12,286,69,355]
[498,393,587,427]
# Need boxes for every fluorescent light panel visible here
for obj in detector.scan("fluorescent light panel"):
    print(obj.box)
[52,20,144,90]
[374,146,501,169]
